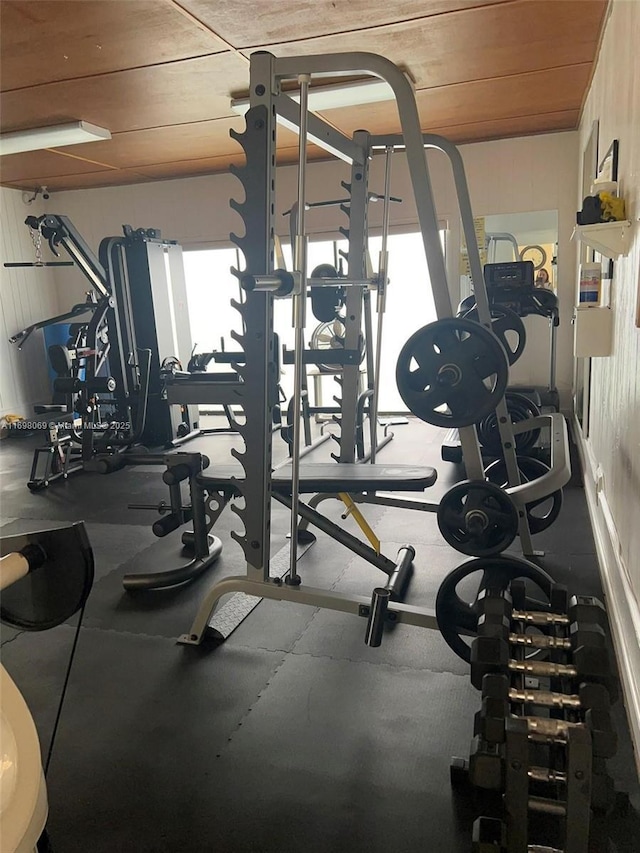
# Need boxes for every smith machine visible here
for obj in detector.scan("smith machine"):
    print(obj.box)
[280,187,402,464]
[157,49,570,625]
[151,51,621,850]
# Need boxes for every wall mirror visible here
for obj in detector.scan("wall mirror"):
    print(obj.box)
[459,210,559,301]
[458,210,560,398]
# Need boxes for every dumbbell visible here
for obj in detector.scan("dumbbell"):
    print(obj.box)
[476,587,609,631]
[470,677,616,786]
[591,757,617,811]
[482,672,610,713]
[509,578,568,613]
[468,734,504,790]
[473,696,617,758]
[471,816,505,852]
[479,612,606,652]
[468,730,575,791]
[470,632,615,693]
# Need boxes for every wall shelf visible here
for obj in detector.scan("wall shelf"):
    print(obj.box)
[571,220,633,259]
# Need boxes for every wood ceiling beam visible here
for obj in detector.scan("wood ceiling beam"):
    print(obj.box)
[163,0,250,64]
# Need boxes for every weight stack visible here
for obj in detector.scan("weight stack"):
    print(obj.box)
[451,582,622,852]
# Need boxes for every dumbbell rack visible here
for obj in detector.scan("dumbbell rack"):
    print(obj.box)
[452,583,620,852]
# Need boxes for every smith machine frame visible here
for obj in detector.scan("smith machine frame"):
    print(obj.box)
[180,51,570,645]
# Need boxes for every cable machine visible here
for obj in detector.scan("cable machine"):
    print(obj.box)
[6,216,199,487]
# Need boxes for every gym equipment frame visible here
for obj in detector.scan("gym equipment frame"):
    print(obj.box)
[179,50,571,647]
[7,216,201,489]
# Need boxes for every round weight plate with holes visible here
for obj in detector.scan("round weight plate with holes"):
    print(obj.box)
[310,319,365,374]
[395,318,509,427]
[434,555,555,663]
[477,392,541,456]
[484,455,563,534]
[462,305,526,366]
[437,480,519,557]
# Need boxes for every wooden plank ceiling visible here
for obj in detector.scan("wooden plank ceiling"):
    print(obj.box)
[0,0,608,191]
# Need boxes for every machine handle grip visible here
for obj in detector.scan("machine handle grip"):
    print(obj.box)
[152,512,185,538]
[95,455,127,474]
[163,465,191,486]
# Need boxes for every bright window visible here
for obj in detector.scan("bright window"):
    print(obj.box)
[183,229,443,413]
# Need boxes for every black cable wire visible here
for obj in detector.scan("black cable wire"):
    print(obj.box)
[44,602,86,777]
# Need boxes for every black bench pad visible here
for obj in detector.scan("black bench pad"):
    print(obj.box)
[33,404,69,415]
[199,463,437,494]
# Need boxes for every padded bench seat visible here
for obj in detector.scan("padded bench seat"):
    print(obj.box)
[199,463,437,494]
[33,404,69,415]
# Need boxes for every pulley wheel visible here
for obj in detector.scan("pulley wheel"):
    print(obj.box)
[477,392,541,456]
[310,319,365,373]
[463,305,526,366]
[395,318,509,427]
[435,555,554,662]
[437,480,519,557]
[484,455,563,534]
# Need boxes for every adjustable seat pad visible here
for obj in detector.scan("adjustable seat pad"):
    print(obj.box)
[199,463,437,494]
[33,405,70,416]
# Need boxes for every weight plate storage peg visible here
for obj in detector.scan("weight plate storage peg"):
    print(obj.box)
[437,480,519,557]
[434,555,554,663]
[484,455,563,534]
[463,305,527,366]
[395,318,509,427]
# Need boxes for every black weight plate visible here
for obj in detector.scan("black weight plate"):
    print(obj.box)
[437,480,519,557]
[435,555,555,663]
[477,392,541,456]
[463,305,526,366]
[396,318,509,427]
[310,264,345,322]
[484,455,563,534]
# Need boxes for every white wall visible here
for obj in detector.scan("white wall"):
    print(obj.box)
[48,131,579,405]
[0,188,60,419]
[574,0,640,762]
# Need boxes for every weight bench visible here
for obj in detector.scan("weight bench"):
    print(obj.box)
[200,462,436,495]
[202,462,437,567]
[180,462,437,646]
[177,461,437,644]
[201,462,436,584]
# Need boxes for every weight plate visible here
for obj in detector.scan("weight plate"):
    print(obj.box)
[310,319,365,373]
[395,318,509,427]
[310,264,339,279]
[484,455,563,534]
[477,392,541,456]
[435,555,555,662]
[309,265,345,322]
[463,305,526,366]
[437,480,519,557]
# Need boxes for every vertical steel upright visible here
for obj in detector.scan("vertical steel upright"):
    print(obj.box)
[338,130,370,463]
[227,51,278,581]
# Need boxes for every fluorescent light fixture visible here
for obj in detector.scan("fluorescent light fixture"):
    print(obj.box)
[0,121,111,156]
[231,78,396,116]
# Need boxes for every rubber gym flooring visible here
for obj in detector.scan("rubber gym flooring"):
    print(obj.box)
[1,418,639,853]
